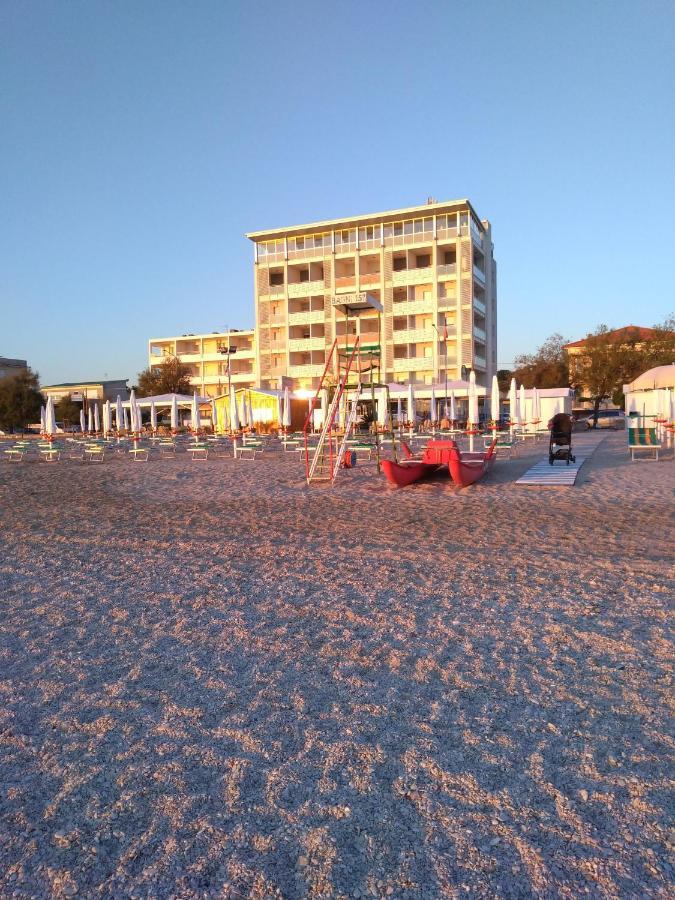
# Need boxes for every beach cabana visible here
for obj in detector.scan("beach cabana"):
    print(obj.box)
[623,365,675,424]
[213,388,307,434]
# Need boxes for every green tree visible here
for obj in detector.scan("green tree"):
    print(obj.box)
[55,394,82,430]
[512,333,570,388]
[0,369,43,433]
[641,314,675,370]
[496,369,513,392]
[136,355,192,397]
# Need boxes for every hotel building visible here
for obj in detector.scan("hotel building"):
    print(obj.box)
[246,199,496,392]
[147,329,257,398]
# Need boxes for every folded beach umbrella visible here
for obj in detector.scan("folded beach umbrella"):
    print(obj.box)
[282,386,291,430]
[429,386,437,424]
[191,391,200,432]
[509,378,517,429]
[238,393,247,428]
[128,390,138,432]
[377,391,388,427]
[80,409,86,433]
[468,370,479,427]
[40,405,46,433]
[93,403,100,433]
[170,394,178,431]
[45,397,56,437]
[532,387,541,423]
[276,393,283,427]
[210,398,218,432]
[103,400,111,435]
[407,383,415,426]
[150,400,157,432]
[87,406,94,433]
[124,407,130,431]
[230,385,240,431]
[396,395,402,427]
[247,391,254,426]
[491,374,500,425]
[116,395,124,432]
[518,384,526,426]
[449,390,456,424]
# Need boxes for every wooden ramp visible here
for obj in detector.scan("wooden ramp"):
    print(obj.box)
[516,434,606,487]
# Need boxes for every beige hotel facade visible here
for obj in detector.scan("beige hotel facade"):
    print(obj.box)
[148,199,496,397]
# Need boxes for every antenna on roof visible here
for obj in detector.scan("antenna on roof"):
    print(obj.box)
[427,196,437,204]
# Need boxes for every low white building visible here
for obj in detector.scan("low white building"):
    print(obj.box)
[623,364,675,424]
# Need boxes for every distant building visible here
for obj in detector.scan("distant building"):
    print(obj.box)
[147,330,257,399]
[0,357,28,379]
[247,198,497,392]
[41,380,129,403]
[564,326,659,405]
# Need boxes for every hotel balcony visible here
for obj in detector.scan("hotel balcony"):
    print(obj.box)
[334,275,356,292]
[287,280,325,297]
[474,354,487,370]
[359,272,381,288]
[391,298,434,315]
[391,266,434,287]
[392,356,433,373]
[288,309,324,326]
[473,324,487,342]
[392,327,437,344]
[384,228,434,249]
[473,265,486,285]
[177,352,202,363]
[288,337,325,352]
[259,283,286,298]
[473,295,486,315]
[229,371,257,383]
[288,364,325,377]
[436,263,457,279]
[268,314,287,326]
[201,348,255,362]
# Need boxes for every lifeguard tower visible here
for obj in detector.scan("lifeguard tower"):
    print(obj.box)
[303,292,395,484]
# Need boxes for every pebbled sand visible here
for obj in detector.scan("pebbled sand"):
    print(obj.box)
[0,434,673,898]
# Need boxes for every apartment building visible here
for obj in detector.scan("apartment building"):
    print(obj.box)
[246,199,496,392]
[147,330,257,398]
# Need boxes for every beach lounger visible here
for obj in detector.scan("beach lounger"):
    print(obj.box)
[188,444,209,460]
[128,447,150,461]
[40,448,61,462]
[628,427,661,461]
[85,447,106,463]
[4,448,28,462]
[234,443,262,460]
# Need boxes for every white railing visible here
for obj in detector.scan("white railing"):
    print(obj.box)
[392,266,434,286]
[288,337,325,352]
[436,263,457,277]
[288,364,325,377]
[392,328,436,344]
[436,226,459,241]
[287,280,325,297]
[391,298,434,314]
[288,309,324,325]
[383,230,434,248]
[392,356,433,372]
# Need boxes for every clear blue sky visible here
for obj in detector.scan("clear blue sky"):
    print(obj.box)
[1,0,673,384]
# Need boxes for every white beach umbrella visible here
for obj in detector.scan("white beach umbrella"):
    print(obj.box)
[124,407,130,431]
[102,400,111,435]
[276,393,283,427]
[377,390,388,427]
[150,400,157,432]
[93,403,100,433]
[508,378,517,433]
[116,395,124,432]
[282,386,291,430]
[40,405,46,433]
[429,386,437,424]
[407,383,415,427]
[87,406,94,433]
[468,370,479,451]
[490,374,500,426]
[449,389,456,424]
[80,409,86,433]
[532,387,541,424]
[518,384,526,426]
[191,391,200,432]
[247,391,254,428]
[44,396,56,437]
[170,394,179,431]
[230,385,240,431]
[211,398,218,432]
[396,395,403,428]
[239,393,248,428]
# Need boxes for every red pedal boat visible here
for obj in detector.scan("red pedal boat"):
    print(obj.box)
[381,440,456,487]
[448,440,497,487]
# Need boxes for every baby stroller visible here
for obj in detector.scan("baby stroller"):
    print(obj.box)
[549,413,576,465]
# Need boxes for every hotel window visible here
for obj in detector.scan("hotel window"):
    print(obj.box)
[416,254,431,268]
[394,223,404,237]
[393,257,406,271]
[270,271,284,285]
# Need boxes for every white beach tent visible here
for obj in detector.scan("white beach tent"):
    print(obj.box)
[80,409,86,433]
[623,364,675,426]
[45,396,56,437]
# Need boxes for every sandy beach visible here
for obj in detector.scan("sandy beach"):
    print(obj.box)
[0,433,673,898]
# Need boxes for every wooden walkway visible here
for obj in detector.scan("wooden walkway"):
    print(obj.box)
[516,433,606,486]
